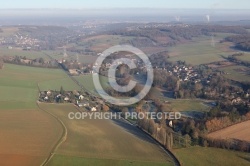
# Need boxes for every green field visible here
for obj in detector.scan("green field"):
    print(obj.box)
[74,74,110,95]
[235,52,250,62]
[38,77,80,91]
[0,47,52,60]
[0,64,68,165]
[0,64,80,109]
[43,50,98,64]
[39,103,174,166]
[174,146,250,166]
[169,99,209,112]
[219,65,250,82]
[48,154,170,166]
[68,35,137,53]
[168,35,236,65]
[147,87,209,113]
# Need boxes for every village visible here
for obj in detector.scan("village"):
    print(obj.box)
[38,88,109,112]
[0,32,41,50]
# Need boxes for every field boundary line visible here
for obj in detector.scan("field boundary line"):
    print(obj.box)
[37,102,68,166]
[207,119,250,134]
[120,117,181,166]
[50,153,171,164]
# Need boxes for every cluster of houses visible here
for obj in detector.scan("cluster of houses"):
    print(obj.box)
[0,33,40,49]
[220,91,250,107]
[39,90,99,112]
[154,63,204,84]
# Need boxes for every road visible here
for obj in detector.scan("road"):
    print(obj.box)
[41,52,181,166]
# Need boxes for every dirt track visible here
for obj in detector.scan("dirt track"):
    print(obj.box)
[0,109,63,166]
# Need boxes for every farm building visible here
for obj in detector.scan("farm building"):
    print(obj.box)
[77,101,89,107]
[91,107,97,112]
[79,95,84,100]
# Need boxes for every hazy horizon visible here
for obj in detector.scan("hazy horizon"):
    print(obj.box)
[0,8,250,26]
[1,0,250,9]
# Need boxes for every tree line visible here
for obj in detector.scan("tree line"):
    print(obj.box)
[108,25,248,48]
[0,58,4,69]
[224,34,250,51]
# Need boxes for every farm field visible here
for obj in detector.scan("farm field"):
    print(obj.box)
[173,146,250,166]
[168,35,236,65]
[38,77,80,91]
[47,154,170,166]
[0,64,80,109]
[0,64,80,165]
[39,103,174,166]
[73,74,110,96]
[0,47,51,60]
[219,65,250,82]
[44,50,98,64]
[80,35,135,53]
[158,99,210,119]
[0,109,63,166]
[207,120,250,142]
[234,52,250,62]
[169,99,210,112]
[0,63,79,165]
[77,54,98,64]
[0,27,19,37]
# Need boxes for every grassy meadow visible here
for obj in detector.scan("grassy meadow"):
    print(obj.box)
[48,154,171,166]
[40,103,174,166]
[80,35,135,53]
[219,65,250,82]
[0,64,80,109]
[169,100,209,112]
[0,63,70,165]
[0,47,51,60]
[174,146,250,166]
[168,34,236,65]
[73,74,110,95]
[234,52,250,62]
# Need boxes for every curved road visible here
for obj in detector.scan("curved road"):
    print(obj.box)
[41,52,181,166]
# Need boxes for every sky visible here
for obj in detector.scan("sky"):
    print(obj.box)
[1,0,249,9]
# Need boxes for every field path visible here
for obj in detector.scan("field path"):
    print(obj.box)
[37,102,68,166]
[41,52,180,165]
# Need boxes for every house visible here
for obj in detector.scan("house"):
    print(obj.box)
[79,95,84,100]
[47,90,52,96]
[91,107,97,112]
[144,100,154,104]
[64,97,70,101]
[78,101,89,107]
[56,94,61,98]
[169,120,173,127]
[44,96,49,101]
[231,97,242,104]
[245,93,250,98]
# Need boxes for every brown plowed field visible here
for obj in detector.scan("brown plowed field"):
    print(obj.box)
[0,109,63,166]
[207,120,250,142]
